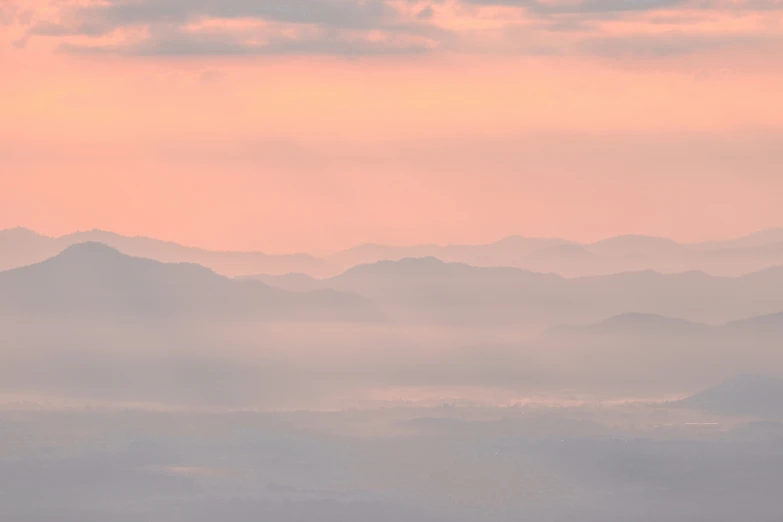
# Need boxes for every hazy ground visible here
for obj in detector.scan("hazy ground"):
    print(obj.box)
[1,401,781,522]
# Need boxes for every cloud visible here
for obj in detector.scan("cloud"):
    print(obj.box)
[71,0,401,31]
[417,5,436,19]
[57,36,436,58]
[18,0,438,39]
[0,0,18,26]
[464,0,692,18]
[54,22,440,57]
[462,0,783,14]
[12,0,783,58]
[579,31,783,58]
[462,0,687,15]
[18,0,448,56]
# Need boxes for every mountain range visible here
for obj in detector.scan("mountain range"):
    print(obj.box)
[0,242,378,323]
[0,228,331,277]
[0,243,383,405]
[251,257,783,328]
[5,227,783,278]
[326,230,783,277]
[2,243,783,403]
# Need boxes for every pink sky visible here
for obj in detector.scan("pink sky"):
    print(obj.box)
[2,0,783,253]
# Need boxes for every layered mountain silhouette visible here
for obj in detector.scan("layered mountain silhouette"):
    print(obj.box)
[723,312,783,334]
[692,228,783,251]
[326,229,783,277]
[3,241,783,404]
[542,311,783,343]
[587,234,687,257]
[326,236,572,270]
[251,257,783,328]
[0,243,385,406]
[0,228,331,277]
[0,243,378,323]
[502,312,783,394]
[549,313,713,336]
[6,227,783,278]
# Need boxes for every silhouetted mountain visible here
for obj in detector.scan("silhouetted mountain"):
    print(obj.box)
[551,313,711,336]
[8,227,783,278]
[0,243,377,322]
[0,227,62,272]
[325,243,443,268]
[693,228,783,251]
[723,312,783,334]
[326,258,567,327]
[325,228,783,277]
[586,235,687,257]
[338,256,467,279]
[254,258,783,328]
[679,375,783,418]
[513,312,783,395]
[0,228,332,277]
[327,236,572,270]
[246,261,783,396]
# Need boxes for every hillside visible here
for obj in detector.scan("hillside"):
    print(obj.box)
[0,243,378,323]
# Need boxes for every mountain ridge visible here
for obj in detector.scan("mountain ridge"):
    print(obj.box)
[6,226,783,278]
[678,375,783,418]
[0,243,380,323]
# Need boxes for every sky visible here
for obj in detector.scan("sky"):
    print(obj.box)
[2,0,783,254]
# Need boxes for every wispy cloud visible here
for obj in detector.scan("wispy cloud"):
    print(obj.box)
[462,0,685,15]
[56,25,439,57]
[0,0,21,26]
[16,0,448,56]
[10,0,783,57]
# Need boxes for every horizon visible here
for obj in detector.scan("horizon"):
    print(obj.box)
[4,224,783,256]
[3,1,783,519]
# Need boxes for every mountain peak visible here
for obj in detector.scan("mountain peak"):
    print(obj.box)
[0,227,41,238]
[550,312,710,336]
[48,242,221,281]
[723,312,783,332]
[680,374,783,418]
[58,241,126,260]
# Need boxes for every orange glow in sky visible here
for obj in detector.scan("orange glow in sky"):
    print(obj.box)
[2,0,783,252]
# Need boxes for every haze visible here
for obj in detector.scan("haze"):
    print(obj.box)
[3,1,783,521]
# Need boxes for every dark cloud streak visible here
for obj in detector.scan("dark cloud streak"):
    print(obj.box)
[21,0,447,56]
[75,0,399,31]
[57,30,436,57]
[464,0,686,14]
[12,0,783,58]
